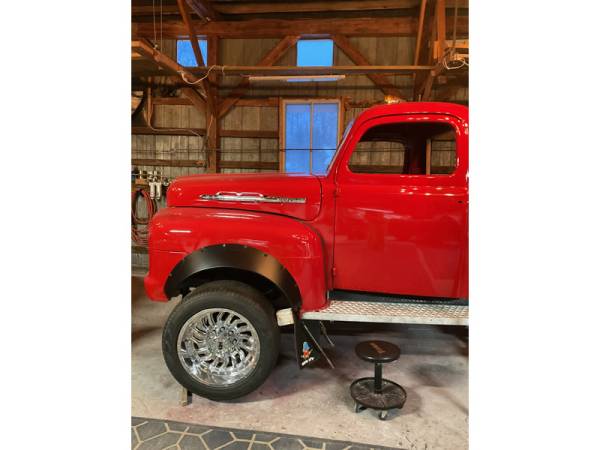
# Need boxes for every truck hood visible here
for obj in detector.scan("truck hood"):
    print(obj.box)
[166,173,322,221]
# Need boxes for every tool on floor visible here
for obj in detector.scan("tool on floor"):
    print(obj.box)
[350,340,406,420]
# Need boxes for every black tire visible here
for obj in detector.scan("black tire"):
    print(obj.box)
[162,280,280,401]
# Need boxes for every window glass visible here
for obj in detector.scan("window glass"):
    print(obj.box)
[284,104,311,173]
[177,39,208,66]
[284,102,339,174]
[297,40,334,66]
[348,122,456,175]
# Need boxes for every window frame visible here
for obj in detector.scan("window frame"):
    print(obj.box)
[279,98,344,174]
[334,114,466,185]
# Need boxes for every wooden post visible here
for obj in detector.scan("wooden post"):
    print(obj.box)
[206,36,219,173]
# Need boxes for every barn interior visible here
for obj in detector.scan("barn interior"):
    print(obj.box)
[131,1,469,449]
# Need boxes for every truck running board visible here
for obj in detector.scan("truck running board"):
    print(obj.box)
[302,300,468,326]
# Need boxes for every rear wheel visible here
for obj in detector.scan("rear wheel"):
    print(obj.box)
[162,281,280,401]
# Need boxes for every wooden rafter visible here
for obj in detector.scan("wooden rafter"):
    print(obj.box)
[175,0,216,114]
[132,39,206,111]
[186,0,221,21]
[212,0,420,14]
[189,65,433,76]
[133,65,435,79]
[133,16,468,39]
[218,36,300,118]
[332,35,403,100]
[176,0,205,66]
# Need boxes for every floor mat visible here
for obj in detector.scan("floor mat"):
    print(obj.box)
[131,417,402,450]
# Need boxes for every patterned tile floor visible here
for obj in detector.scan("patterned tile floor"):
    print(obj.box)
[132,417,402,450]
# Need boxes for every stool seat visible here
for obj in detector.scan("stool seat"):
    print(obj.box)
[351,340,404,420]
[355,340,400,363]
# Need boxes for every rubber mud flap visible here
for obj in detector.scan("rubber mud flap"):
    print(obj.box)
[293,312,334,369]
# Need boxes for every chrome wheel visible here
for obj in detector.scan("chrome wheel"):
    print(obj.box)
[177,308,261,386]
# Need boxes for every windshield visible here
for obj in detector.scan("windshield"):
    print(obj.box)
[326,119,354,174]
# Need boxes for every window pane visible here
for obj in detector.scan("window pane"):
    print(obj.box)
[285,104,311,174]
[297,40,333,66]
[177,39,208,67]
[312,103,339,175]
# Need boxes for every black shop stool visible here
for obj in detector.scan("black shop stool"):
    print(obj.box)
[350,340,407,420]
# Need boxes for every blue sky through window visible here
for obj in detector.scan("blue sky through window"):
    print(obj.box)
[290,39,335,82]
[177,39,208,66]
[297,39,334,66]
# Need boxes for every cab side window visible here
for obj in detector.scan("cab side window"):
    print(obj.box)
[348,122,456,175]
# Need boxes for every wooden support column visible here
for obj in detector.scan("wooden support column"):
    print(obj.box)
[414,0,428,68]
[332,35,404,100]
[415,0,446,101]
[219,36,299,118]
[206,36,219,172]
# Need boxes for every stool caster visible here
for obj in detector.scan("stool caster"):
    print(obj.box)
[354,402,367,413]
[378,410,388,421]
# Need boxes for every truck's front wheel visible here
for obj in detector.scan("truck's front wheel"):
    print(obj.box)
[162,281,280,401]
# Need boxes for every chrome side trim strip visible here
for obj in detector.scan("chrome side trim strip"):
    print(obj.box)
[200,191,306,204]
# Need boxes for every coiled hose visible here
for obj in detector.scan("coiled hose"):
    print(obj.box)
[131,188,157,246]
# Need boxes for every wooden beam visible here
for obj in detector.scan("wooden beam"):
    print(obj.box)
[131,159,278,171]
[187,65,433,76]
[132,126,277,139]
[176,0,205,67]
[132,126,205,136]
[213,0,420,14]
[219,36,299,118]
[186,0,221,21]
[332,35,403,100]
[132,1,467,16]
[414,0,428,66]
[180,87,206,113]
[133,64,434,78]
[206,35,219,172]
[132,159,206,168]
[133,17,469,39]
[132,39,206,94]
[221,129,278,139]
[176,0,216,114]
[434,0,447,59]
[219,161,278,170]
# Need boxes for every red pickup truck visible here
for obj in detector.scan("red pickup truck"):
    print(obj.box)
[144,102,469,400]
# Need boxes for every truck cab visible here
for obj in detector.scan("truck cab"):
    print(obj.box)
[144,102,468,400]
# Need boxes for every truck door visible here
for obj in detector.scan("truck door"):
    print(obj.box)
[332,113,468,299]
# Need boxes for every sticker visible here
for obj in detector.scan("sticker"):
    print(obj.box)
[300,341,316,367]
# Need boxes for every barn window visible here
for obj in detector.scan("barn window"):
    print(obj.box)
[297,39,334,66]
[282,100,340,175]
[177,39,208,66]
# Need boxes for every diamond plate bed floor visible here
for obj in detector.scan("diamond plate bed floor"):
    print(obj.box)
[131,417,400,450]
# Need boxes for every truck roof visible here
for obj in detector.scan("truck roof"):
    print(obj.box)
[356,102,468,123]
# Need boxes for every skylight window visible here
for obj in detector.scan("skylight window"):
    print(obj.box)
[297,39,334,67]
[177,39,208,66]
[288,39,337,82]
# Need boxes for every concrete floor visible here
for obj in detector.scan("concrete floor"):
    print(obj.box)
[132,277,468,450]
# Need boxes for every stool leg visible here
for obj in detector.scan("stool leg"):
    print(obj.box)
[374,363,383,394]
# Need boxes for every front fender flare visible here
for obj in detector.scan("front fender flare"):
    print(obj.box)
[164,244,302,310]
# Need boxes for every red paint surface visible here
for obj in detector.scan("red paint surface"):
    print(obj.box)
[145,102,469,309]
